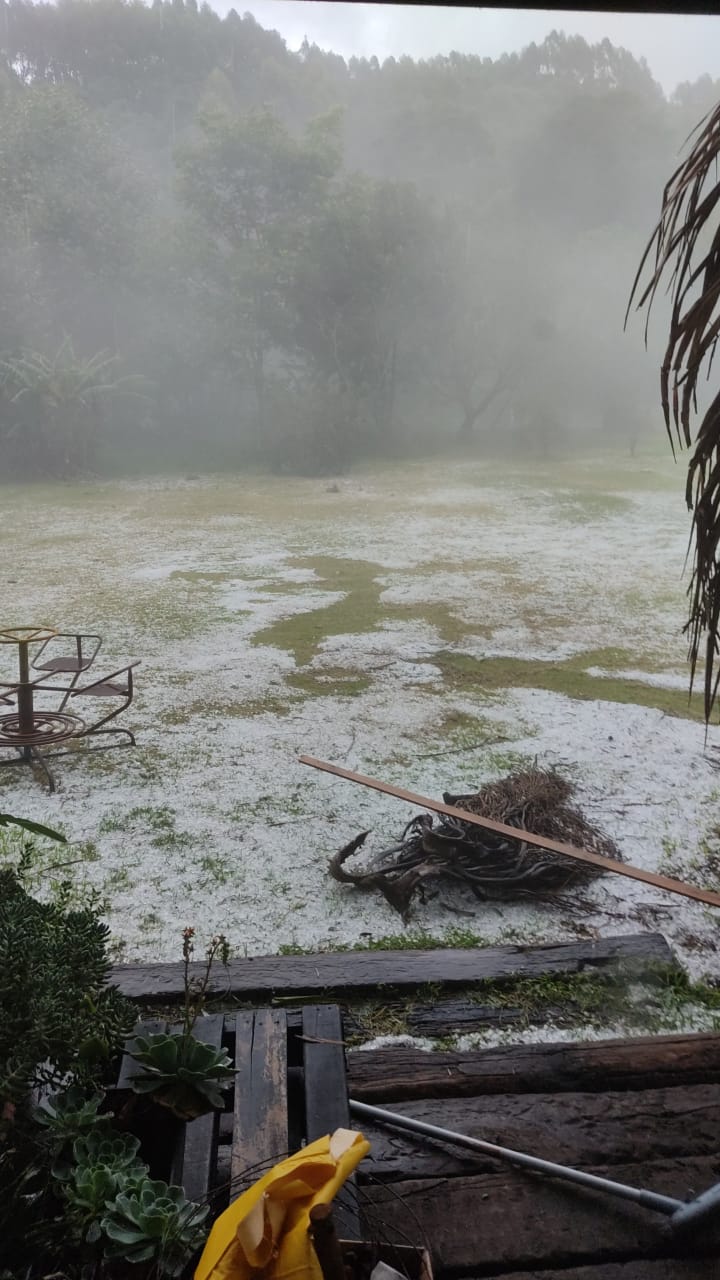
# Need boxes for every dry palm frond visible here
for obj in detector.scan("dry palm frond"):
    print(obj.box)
[330,767,621,918]
[627,100,720,720]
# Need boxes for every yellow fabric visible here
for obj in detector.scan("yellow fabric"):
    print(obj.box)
[195,1128,370,1280]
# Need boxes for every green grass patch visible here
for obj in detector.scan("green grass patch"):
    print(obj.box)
[251,554,480,666]
[430,650,701,720]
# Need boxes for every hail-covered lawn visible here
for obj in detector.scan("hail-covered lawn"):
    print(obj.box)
[2,449,720,1010]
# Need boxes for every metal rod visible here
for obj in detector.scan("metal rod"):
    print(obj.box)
[299,754,720,909]
[348,1099,683,1216]
[671,1180,720,1232]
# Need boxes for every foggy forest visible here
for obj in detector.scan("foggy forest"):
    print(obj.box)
[6,0,720,1170]
[8,6,720,1273]
[1,4,715,476]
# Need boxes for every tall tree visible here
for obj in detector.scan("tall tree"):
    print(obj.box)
[177,105,341,435]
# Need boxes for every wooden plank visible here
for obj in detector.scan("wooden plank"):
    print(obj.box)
[116,1019,166,1090]
[361,1157,720,1273]
[172,1014,225,1203]
[355,1085,720,1182]
[347,1032,720,1102]
[231,1010,288,1195]
[299,755,720,910]
[477,1263,720,1280]
[111,933,674,1000]
[302,1005,360,1239]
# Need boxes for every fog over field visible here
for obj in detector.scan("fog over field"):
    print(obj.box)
[2,4,720,1038]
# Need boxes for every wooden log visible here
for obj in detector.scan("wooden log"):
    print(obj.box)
[111,934,674,1001]
[356,1085,720,1182]
[231,1010,288,1195]
[361,1157,720,1273]
[407,999,527,1036]
[170,1014,225,1202]
[302,1005,360,1239]
[347,1032,720,1102]
[476,1263,720,1280]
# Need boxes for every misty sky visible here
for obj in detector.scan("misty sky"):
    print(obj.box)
[216,4,720,95]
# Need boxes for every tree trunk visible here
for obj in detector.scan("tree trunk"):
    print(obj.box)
[251,345,266,437]
[456,371,505,443]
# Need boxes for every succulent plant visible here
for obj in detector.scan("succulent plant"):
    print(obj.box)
[129,1031,235,1120]
[55,1130,148,1241]
[35,1086,110,1149]
[101,1178,209,1275]
[71,1129,145,1177]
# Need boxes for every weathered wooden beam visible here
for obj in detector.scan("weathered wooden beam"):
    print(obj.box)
[302,1005,360,1240]
[111,933,674,1001]
[356,1085,720,1182]
[406,999,527,1036]
[231,1010,288,1194]
[347,1032,720,1102]
[361,1158,720,1273]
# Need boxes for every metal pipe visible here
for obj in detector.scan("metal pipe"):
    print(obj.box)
[671,1181,720,1233]
[349,1098,683,1216]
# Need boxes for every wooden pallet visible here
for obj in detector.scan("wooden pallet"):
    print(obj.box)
[114,1005,361,1238]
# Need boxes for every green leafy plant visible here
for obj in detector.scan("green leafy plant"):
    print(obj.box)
[0,812,66,841]
[101,1179,209,1275]
[129,929,234,1120]
[0,867,135,1106]
[0,855,135,1274]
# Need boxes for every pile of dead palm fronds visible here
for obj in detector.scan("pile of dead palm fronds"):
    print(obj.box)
[329,767,621,918]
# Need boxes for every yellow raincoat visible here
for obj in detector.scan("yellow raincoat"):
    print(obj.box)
[195,1128,370,1280]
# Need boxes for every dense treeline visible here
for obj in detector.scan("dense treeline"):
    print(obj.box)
[0,0,718,477]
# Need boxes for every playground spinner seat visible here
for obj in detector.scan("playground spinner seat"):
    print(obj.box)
[70,662,140,747]
[32,632,102,711]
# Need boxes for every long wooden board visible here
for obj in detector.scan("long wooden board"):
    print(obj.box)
[302,1005,360,1239]
[361,1157,720,1273]
[299,755,720,909]
[232,1010,288,1192]
[111,933,673,1000]
[356,1085,720,1182]
[347,1031,720,1102]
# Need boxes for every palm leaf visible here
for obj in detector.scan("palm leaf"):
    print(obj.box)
[627,100,720,721]
[0,813,66,841]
